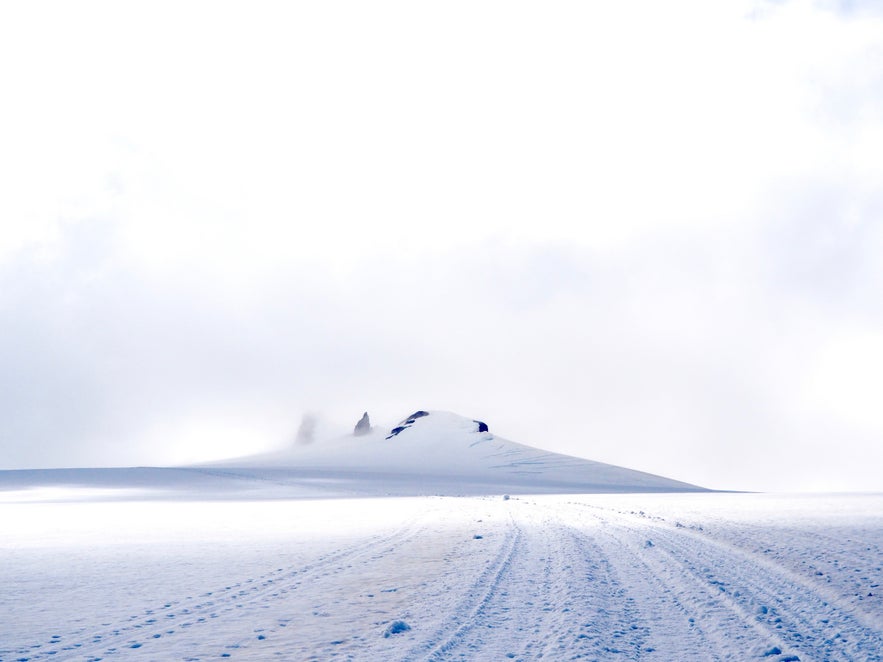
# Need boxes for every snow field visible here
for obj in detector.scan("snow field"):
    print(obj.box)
[2,493,882,661]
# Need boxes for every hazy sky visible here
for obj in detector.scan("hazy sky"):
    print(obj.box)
[2,0,882,491]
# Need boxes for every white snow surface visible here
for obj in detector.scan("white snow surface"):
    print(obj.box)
[2,412,882,660]
[1,489,882,661]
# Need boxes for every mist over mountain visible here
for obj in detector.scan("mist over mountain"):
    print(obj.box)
[0,410,705,499]
[209,410,706,496]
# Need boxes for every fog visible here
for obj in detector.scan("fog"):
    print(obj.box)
[2,0,882,491]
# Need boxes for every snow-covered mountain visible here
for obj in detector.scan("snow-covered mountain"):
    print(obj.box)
[0,411,705,500]
[210,410,706,495]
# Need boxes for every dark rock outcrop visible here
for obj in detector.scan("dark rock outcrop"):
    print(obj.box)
[354,412,371,436]
[402,410,429,424]
[387,425,408,439]
[386,410,431,440]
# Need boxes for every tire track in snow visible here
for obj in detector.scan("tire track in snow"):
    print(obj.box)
[564,523,716,660]
[640,521,883,662]
[685,523,883,627]
[517,519,610,661]
[586,504,883,662]
[544,524,651,660]
[403,498,729,661]
[414,508,604,661]
[13,514,427,662]
[506,503,658,661]
[559,500,784,660]
[601,520,790,660]
[404,517,522,661]
[203,518,435,660]
[525,499,720,661]
[405,500,668,661]
[585,500,883,630]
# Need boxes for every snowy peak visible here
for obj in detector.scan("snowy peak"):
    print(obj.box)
[0,410,706,500]
[384,410,487,441]
[222,409,706,494]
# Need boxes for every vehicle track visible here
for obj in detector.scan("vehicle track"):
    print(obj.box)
[405,517,522,661]
[567,523,719,660]
[7,496,880,662]
[588,505,883,661]
[11,513,426,662]
[686,522,883,623]
[642,522,883,661]
[581,499,883,622]
[406,500,676,661]
[520,499,722,661]
[416,507,619,661]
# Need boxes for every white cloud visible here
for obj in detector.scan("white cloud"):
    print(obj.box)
[805,328,883,435]
[1,0,882,490]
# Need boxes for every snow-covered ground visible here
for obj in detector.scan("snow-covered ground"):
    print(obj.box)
[2,413,881,660]
[2,488,881,661]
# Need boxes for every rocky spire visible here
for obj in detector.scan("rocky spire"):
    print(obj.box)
[354,411,371,436]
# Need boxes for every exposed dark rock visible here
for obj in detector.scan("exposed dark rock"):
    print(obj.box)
[386,425,408,440]
[474,420,489,433]
[402,410,429,424]
[354,412,371,436]
[386,411,430,439]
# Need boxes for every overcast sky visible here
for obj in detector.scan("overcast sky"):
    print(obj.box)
[2,0,882,491]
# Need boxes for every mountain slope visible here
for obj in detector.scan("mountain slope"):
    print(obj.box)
[212,410,706,494]
[0,411,706,500]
